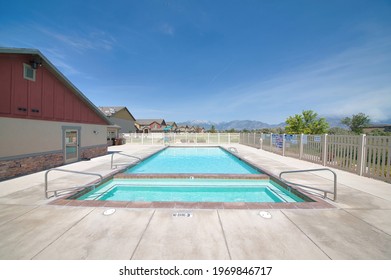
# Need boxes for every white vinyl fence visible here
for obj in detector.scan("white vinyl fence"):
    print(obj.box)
[123,133,240,145]
[240,133,391,183]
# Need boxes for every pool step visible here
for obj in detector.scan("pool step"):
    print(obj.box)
[113,173,270,180]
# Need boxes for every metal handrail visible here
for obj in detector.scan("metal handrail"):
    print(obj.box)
[227,147,238,153]
[110,152,142,169]
[279,168,337,201]
[45,168,103,199]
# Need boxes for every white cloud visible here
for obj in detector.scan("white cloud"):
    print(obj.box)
[204,35,391,122]
[37,26,116,52]
[158,23,175,36]
[324,89,391,122]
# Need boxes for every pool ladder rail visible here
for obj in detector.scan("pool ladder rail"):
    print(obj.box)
[227,147,238,153]
[44,168,103,199]
[279,168,337,201]
[110,152,142,169]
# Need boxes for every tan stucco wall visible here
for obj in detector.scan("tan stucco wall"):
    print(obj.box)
[0,117,107,158]
[114,109,134,120]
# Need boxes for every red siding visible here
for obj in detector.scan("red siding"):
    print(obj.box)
[81,103,89,122]
[12,61,28,116]
[73,96,81,120]
[64,88,74,121]
[28,65,42,117]
[54,82,65,120]
[149,122,161,129]
[0,58,12,114]
[0,53,107,125]
[42,69,54,119]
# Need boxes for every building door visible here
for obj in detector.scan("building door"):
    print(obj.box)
[64,129,79,163]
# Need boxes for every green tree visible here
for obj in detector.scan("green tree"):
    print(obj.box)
[327,127,352,135]
[368,129,391,136]
[274,127,286,134]
[209,125,217,133]
[341,113,370,134]
[285,110,329,134]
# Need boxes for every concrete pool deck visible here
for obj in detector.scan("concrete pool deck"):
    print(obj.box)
[0,144,390,259]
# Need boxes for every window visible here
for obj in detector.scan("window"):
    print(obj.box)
[23,63,36,81]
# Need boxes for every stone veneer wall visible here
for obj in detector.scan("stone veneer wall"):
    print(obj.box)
[80,145,107,160]
[0,145,107,181]
[0,152,64,181]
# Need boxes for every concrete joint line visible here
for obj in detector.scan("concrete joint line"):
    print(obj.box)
[342,209,391,238]
[0,205,40,226]
[280,210,332,260]
[337,182,391,203]
[30,207,95,260]
[217,210,232,260]
[130,209,156,260]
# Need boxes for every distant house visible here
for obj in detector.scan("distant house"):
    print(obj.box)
[135,119,166,133]
[99,106,136,136]
[188,126,196,133]
[177,125,189,133]
[195,126,205,133]
[177,125,204,133]
[165,121,178,132]
[0,47,112,181]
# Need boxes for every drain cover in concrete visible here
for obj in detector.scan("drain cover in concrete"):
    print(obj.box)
[259,211,272,219]
[103,208,116,216]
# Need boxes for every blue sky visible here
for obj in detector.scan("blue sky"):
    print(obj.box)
[1,0,391,124]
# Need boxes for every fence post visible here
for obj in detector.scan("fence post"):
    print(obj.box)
[322,134,328,166]
[260,133,263,150]
[228,133,231,144]
[282,134,286,156]
[357,134,366,176]
[299,134,304,159]
[270,133,273,151]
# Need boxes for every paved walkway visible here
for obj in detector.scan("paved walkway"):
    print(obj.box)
[0,144,390,259]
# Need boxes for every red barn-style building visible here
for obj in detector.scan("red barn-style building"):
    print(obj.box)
[0,48,112,181]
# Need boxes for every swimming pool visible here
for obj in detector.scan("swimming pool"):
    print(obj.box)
[71,146,313,205]
[77,178,305,203]
[125,147,260,174]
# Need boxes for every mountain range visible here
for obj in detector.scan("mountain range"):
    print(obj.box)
[177,120,285,130]
[177,117,391,131]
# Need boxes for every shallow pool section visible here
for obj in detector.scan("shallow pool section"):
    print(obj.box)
[125,147,260,174]
[77,179,305,203]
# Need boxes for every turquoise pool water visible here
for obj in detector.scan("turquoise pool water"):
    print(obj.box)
[125,147,260,174]
[77,179,305,203]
